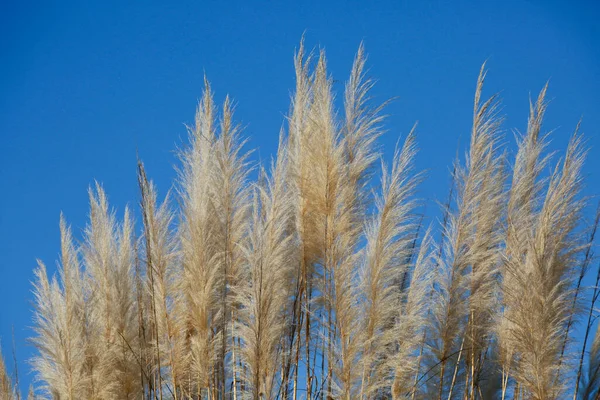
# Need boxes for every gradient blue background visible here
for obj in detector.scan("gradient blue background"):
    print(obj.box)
[1,0,598,394]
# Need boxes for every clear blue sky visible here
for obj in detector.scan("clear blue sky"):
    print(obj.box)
[1,0,598,393]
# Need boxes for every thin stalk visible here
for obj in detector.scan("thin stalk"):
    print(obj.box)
[447,335,465,400]
[138,161,164,400]
[315,319,326,400]
[411,339,426,400]
[11,327,20,400]
[576,261,600,400]
[232,313,238,400]
[469,311,475,400]
[412,162,455,398]
[433,163,458,400]
[306,277,313,400]
[501,361,510,400]
[135,246,147,397]
[557,203,600,388]
[573,204,600,398]
[413,346,474,393]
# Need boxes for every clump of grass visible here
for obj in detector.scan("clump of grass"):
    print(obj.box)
[28,40,596,400]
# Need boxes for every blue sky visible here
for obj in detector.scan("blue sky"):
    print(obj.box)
[0,0,598,393]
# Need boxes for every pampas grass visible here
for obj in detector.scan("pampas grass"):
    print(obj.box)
[359,129,420,398]
[31,217,89,399]
[26,41,597,400]
[235,139,295,400]
[428,64,504,400]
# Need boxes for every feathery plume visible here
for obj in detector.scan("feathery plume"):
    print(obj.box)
[83,185,139,399]
[359,129,420,397]
[31,217,89,399]
[211,96,252,397]
[138,161,182,396]
[236,139,296,400]
[498,84,550,399]
[429,63,503,399]
[502,130,587,399]
[178,79,222,396]
[390,229,435,399]
[282,38,316,400]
